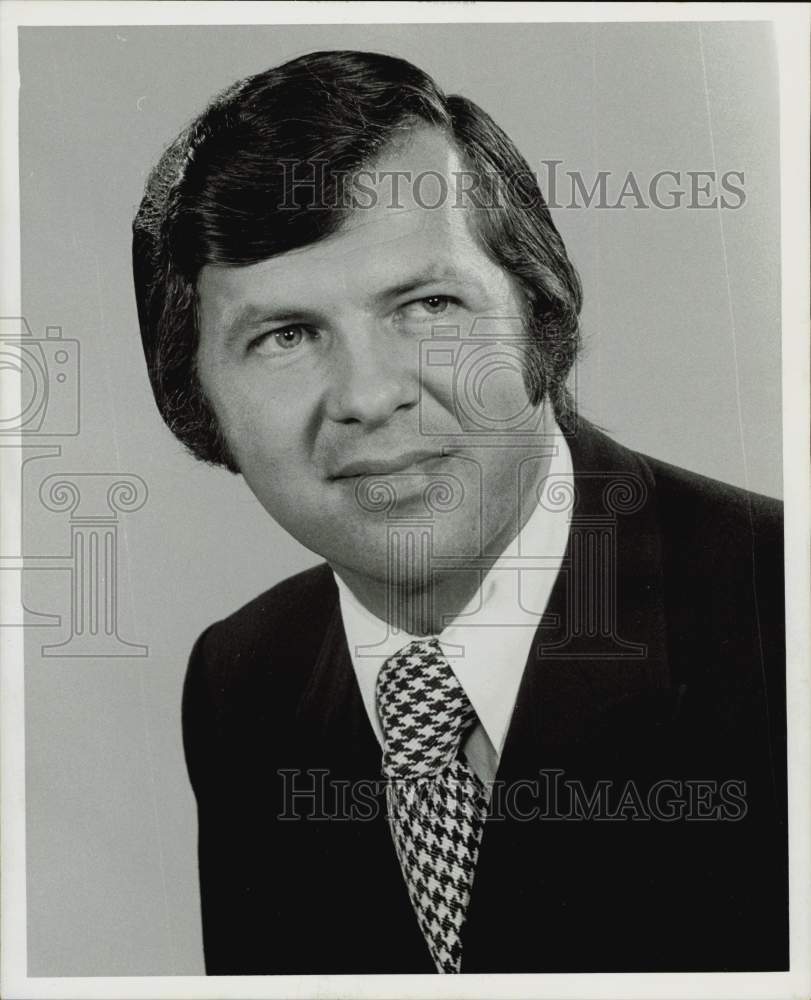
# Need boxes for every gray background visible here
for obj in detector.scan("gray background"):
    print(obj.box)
[19,22,781,975]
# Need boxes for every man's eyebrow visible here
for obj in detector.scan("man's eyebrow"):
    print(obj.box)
[220,264,481,340]
[220,302,311,341]
[377,264,475,301]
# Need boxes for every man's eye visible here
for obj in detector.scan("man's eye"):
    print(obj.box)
[274,328,304,349]
[401,295,457,322]
[420,295,451,315]
[251,326,313,355]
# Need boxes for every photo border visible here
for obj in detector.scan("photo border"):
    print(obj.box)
[1,3,808,998]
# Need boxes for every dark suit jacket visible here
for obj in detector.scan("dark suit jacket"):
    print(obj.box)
[182,420,787,974]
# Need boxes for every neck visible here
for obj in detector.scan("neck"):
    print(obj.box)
[344,564,492,637]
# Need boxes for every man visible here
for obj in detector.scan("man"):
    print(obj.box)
[132,50,787,974]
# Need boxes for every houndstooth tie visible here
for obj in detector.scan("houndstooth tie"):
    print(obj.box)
[376,637,487,974]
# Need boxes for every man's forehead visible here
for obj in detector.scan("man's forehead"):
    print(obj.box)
[361,124,464,192]
[197,129,499,322]
[299,127,473,262]
[198,207,475,301]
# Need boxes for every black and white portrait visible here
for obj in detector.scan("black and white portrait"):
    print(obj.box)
[2,5,808,999]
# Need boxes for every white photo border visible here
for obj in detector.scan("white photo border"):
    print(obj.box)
[1,3,808,999]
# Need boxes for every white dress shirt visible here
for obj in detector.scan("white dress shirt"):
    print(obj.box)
[334,425,573,787]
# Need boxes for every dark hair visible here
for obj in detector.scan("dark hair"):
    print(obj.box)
[132,49,582,471]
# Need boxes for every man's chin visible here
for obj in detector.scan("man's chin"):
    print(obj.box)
[327,520,479,584]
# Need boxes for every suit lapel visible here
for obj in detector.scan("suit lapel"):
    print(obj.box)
[293,586,435,972]
[527,419,673,748]
[294,599,380,767]
[462,420,680,971]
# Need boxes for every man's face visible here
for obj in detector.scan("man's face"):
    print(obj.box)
[196,128,552,589]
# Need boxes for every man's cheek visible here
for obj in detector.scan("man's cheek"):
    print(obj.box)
[225,402,297,469]
[243,453,317,517]
[417,374,459,436]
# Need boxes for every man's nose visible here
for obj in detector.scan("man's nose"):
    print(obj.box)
[324,324,418,427]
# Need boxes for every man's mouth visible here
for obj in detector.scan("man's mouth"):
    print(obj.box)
[330,450,448,479]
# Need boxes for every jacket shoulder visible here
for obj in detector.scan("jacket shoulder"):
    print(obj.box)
[184,562,337,718]
[642,451,783,552]
[638,450,785,682]
[569,420,782,548]
[207,561,336,646]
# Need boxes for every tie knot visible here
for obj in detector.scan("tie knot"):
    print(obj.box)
[376,637,477,779]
